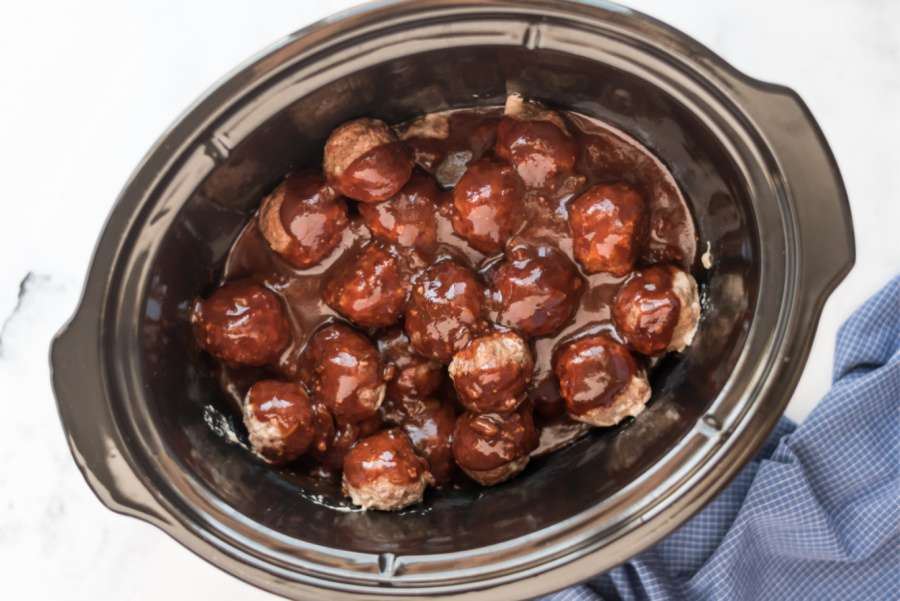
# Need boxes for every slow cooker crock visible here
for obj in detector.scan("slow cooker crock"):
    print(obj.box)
[51,1,854,599]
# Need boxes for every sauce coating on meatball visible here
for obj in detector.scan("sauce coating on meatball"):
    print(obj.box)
[258,171,348,269]
[495,118,576,190]
[376,327,444,403]
[404,259,487,363]
[322,243,410,328]
[452,405,538,485]
[342,428,434,510]
[448,331,533,414]
[312,419,357,471]
[191,279,290,366]
[358,171,440,253]
[613,265,679,356]
[490,239,584,337]
[305,323,386,425]
[451,158,525,254]
[243,380,315,464]
[553,334,637,416]
[568,182,646,276]
[324,118,413,203]
[399,399,457,485]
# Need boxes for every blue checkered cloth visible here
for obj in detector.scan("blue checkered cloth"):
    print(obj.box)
[545,276,900,601]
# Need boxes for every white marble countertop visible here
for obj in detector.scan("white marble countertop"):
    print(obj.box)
[0,1,897,599]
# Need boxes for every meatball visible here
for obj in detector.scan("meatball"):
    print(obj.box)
[242,380,315,464]
[312,419,356,472]
[342,429,434,510]
[310,411,382,473]
[308,401,336,458]
[191,280,290,366]
[495,94,577,190]
[358,171,439,252]
[529,376,568,421]
[553,334,651,427]
[451,157,525,254]
[398,113,450,173]
[376,327,443,403]
[451,405,538,486]
[613,265,700,356]
[490,239,584,337]
[305,324,386,425]
[258,171,348,269]
[568,183,647,276]
[448,332,533,414]
[322,243,410,328]
[323,118,413,203]
[404,260,487,363]
[399,398,457,485]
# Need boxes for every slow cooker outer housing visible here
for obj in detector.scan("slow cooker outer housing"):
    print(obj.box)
[51,1,853,599]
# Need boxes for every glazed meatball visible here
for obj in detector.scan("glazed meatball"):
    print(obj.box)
[312,419,356,471]
[323,118,413,203]
[613,265,700,356]
[399,398,457,485]
[451,157,525,254]
[495,94,577,190]
[258,171,348,269]
[305,324,386,425]
[191,280,290,366]
[553,334,651,427]
[490,239,584,337]
[529,376,568,421]
[451,405,538,486]
[568,182,646,276]
[358,171,439,252]
[404,260,487,363]
[242,380,315,464]
[342,429,434,510]
[308,401,336,458]
[448,332,533,414]
[323,243,410,328]
[398,113,450,173]
[310,410,383,473]
[376,327,444,403]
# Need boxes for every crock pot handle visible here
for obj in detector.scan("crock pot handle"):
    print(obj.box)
[51,311,172,527]
[739,83,855,306]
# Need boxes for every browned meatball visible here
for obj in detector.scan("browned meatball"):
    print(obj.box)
[312,418,356,472]
[448,332,533,414]
[613,265,700,356]
[305,324,386,425]
[451,158,525,254]
[308,401,336,457]
[529,376,568,421]
[242,380,315,464]
[376,327,444,403]
[490,239,584,337]
[342,429,434,510]
[495,96,576,190]
[323,118,413,203]
[451,405,538,485]
[553,334,650,427]
[568,183,646,276]
[191,280,290,366]
[258,171,348,269]
[358,171,440,253]
[404,260,487,363]
[399,398,457,485]
[322,243,410,328]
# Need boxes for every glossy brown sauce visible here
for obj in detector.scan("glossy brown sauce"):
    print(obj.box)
[216,105,696,463]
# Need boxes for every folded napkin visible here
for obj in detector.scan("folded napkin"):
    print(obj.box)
[545,276,900,601]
